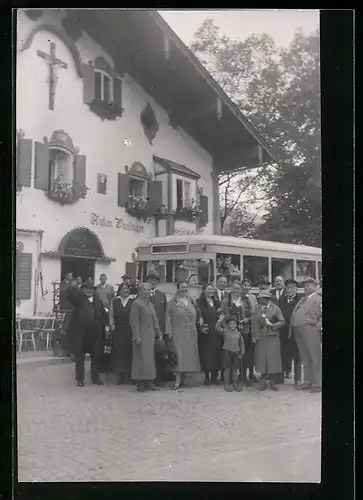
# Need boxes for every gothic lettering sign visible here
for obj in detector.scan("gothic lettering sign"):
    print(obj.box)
[64,231,102,258]
[90,213,145,234]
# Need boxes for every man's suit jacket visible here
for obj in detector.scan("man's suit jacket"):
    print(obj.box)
[213,289,228,311]
[271,288,286,303]
[289,292,322,337]
[148,289,167,334]
[96,284,115,310]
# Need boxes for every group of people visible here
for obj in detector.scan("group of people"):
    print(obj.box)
[59,270,322,395]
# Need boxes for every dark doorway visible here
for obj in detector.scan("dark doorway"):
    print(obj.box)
[61,257,95,283]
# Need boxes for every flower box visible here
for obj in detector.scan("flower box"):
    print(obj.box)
[175,202,202,222]
[126,195,150,221]
[90,99,124,121]
[46,179,89,205]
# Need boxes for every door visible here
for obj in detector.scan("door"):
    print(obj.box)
[61,257,95,283]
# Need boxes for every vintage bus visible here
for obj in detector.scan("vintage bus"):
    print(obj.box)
[132,234,322,299]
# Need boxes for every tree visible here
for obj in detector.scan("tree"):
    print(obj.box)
[191,21,321,246]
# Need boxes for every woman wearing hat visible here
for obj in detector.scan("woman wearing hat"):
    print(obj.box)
[165,281,201,390]
[251,290,285,391]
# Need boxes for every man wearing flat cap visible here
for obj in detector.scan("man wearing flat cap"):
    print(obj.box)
[65,278,108,387]
[147,271,168,386]
[290,277,322,393]
[277,279,301,385]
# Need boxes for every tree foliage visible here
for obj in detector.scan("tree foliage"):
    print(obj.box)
[191,20,321,246]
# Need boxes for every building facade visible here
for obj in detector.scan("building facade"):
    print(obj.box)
[16,9,276,316]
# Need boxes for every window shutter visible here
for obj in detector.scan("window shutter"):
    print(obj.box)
[118,173,130,207]
[74,154,86,196]
[17,138,32,187]
[125,262,137,283]
[147,180,162,213]
[82,63,95,105]
[34,141,50,190]
[113,78,122,110]
[199,194,209,228]
[16,253,32,300]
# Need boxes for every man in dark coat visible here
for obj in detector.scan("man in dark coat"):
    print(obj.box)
[147,271,168,386]
[66,279,108,387]
[277,279,301,385]
[214,275,228,311]
[117,274,138,297]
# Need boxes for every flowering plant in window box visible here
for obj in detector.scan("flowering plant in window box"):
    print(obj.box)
[175,200,202,222]
[90,100,124,121]
[126,195,150,221]
[47,178,89,205]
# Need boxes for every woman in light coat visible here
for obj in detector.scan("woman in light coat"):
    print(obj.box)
[251,290,285,391]
[165,282,201,390]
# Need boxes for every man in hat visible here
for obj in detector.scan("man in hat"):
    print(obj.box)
[290,277,322,393]
[277,279,301,385]
[147,271,168,386]
[96,274,115,314]
[65,279,108,387]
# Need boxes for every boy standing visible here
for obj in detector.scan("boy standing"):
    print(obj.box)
[216,315,245,392]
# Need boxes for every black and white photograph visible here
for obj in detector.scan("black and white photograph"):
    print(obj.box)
[15,8,323,482]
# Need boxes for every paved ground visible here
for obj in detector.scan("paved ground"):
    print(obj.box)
[16,362,321,482]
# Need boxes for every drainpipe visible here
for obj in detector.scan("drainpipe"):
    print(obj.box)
[211,164,221,235]
[34,231,43,315]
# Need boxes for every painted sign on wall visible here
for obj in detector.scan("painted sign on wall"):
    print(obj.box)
[90,213,145,234]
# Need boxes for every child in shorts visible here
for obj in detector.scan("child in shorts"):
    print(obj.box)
[216,315,245,392]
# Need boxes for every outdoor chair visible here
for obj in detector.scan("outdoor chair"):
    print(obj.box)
[16,316,37,352]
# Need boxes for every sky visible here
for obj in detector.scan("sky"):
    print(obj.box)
[159,9,319,48]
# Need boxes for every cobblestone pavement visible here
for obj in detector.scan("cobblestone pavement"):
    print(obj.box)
[16,363,321,482]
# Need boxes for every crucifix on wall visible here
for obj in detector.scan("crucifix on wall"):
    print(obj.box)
[37,42,68,110]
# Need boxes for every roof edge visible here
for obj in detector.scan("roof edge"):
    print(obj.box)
[150,11,280,166]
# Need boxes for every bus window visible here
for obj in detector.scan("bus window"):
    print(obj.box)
[243,256,269,286]
[272,258,293,282]
[163,259,214,285]
[296,260,316,283]
[217,253,241,285]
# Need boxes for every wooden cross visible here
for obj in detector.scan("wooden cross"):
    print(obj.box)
[37,42,68,110]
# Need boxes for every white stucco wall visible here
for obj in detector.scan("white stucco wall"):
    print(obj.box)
[16,10,215,314]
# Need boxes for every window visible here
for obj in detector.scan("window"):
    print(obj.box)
[49,147,74,189]
[177,179,192,208]
[95,70,113,105]
[130,177,147,199]
[243,255,269,286]
[296,260,316,284]
[271,258,293,282]
[97,174,107,195]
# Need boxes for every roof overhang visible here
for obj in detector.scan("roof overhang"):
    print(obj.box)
[62,9,279,173]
